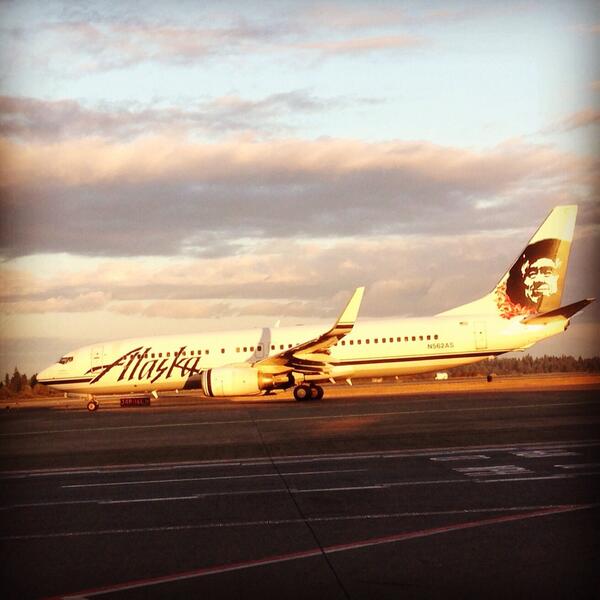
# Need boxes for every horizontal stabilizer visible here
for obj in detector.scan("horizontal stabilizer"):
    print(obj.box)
[521,298,595,325]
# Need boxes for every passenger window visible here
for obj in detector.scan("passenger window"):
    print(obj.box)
[419,336,423,341]
[280,344,284,350]
[158,353,163,358]
[357,340,361,345]
[349,340,354,345]
[397,337,401,342]
[404,337,408,342]
[427,335,431,341]
[250,346,254,351]
[412,336,416,341]
[257,345,262,351]
[365,339,370,344]
[205,350,209,355]
[381,338,386,343]
[243,347,247,352]
[341,341,346,346]
[151,353,155,358]
[374,338,378,343]
[288,344,292,348]
[236,348,240,353]
[221,348,225,354]
[434,335,438,340]
[271,345,275,350]
[190,350,194,355]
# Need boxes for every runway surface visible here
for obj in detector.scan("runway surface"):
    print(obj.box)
[1,385,599,599]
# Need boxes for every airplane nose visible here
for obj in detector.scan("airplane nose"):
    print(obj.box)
[36,365,54,384]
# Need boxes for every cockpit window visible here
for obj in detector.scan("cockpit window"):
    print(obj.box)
[58,356,74,364]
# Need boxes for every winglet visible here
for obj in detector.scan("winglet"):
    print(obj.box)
[254,287,365,368]
[336,287,365,328]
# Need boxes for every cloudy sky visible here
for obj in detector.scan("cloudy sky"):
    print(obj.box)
[0,0,598,376]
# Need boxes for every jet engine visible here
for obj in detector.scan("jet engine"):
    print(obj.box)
[201,366,278,397]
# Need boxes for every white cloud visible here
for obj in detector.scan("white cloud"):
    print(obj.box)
[0,93,340,141]
[1,133,594,258]
[298,35,425,56]
[544,108,600,133]
[7,227,596,321]
[1,291,110,314]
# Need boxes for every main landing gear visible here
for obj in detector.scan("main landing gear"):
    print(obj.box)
[293,384,324,401]
[87,399,99,412]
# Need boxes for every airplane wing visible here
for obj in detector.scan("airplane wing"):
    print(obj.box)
[253,287,364,377]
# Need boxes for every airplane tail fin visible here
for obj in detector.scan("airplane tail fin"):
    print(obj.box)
[440,205,577,319]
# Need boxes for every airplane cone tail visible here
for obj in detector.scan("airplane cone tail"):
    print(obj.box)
[440,205,578,319]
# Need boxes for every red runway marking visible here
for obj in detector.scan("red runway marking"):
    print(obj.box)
[47,503,596,600]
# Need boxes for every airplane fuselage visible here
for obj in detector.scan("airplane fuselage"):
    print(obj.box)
[37,313,565,396]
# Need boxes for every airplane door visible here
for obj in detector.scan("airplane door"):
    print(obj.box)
[474,322,487,350]
[90,346,105,371]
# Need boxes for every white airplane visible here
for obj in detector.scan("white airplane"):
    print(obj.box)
[37,205,593,411]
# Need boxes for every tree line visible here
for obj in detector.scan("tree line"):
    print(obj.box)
[0,369,62,397]
[427,354,600,378]
[3,369,30,393]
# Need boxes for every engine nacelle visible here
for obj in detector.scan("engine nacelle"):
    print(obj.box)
[202,366,276,397]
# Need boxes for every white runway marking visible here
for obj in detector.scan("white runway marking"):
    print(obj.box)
[7,469,600,512]
[3,438,599,480]
[0,499,100,510]
[430,455,490,462]
[1,504,587,541]
[0,479,474,510]
[1,400,595,438]
[512,450,579,458]
[454,465,532,477]
[0,460,600,511]
[62,468,366,489]
[49,504,598,599]
[478,470,600,483]
[97,490,285,504]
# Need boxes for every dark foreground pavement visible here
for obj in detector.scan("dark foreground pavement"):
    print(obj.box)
[1,387,599,599]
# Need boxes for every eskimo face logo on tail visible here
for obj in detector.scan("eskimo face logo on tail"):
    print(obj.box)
[495,238,568,319]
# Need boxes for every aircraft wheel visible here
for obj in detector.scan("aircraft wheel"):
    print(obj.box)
[310,385,324,401]
[293,385,311,401]
[486,374,493,383]
[87,400,99,412]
